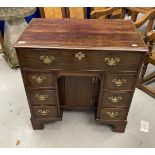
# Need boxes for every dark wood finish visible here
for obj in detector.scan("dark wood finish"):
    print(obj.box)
[23,71,56,88]
[96,120,127,133]
[15,19,148,133]
[101,91,133,107]
[31,106,59,118]
[64,76,100,107]
[31,118,44,130]
[19,48,143,71]
[31,117,62,130]
[14,19,146,51]
[112,121,127,133]
[103,73,137,91]
[28,89,57,106]
[99,108,128,121]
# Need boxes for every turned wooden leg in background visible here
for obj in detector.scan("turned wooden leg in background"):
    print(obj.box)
[131,11,138,22]
[137,54,150,88]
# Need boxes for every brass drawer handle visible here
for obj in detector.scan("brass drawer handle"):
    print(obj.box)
[105,57,120,66]
[35,94,48,101]
[40,55,55,65]
[75,51,85,60]
[32,75,47,84]
[112,78,126,87]
[38,109,50,116]
[107,112,119,118]
[108,96,122,103]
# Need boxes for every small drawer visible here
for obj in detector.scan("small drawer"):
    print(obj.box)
[99,108,128,121]
[23,71,56,88]
[19,48,143,71]
[104,73,137,90]
[31,106,58,118]
[101,91,133,107]
[28,89,57,106]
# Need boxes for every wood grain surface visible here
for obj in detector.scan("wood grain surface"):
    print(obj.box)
[14,18,147,51]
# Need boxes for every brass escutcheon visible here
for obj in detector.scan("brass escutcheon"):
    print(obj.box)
[35,94,48,101]
[105,57,120,66]
[108,96,122,103]
[107,112,119,118]
[112,78,126,87]
[90,98,96,105]
[92,76,98,84]
[32,75,47,84]
[40,55,55,65]
[38,109,50,116]
[75,51,85,60]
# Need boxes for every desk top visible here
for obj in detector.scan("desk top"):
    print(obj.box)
[15,18,147,52]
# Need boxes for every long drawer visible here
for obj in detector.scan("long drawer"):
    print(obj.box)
[19,49,143,71]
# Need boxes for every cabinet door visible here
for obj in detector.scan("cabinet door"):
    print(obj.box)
[64,76,100,107]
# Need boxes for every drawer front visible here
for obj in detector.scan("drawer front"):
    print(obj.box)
[19,49,143,71]
[31,106,58,118]
[101,91,132,107]
[28,89,57,106]
[24,72,56,88]
[99,108,128,121]
[104,74,137,90]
